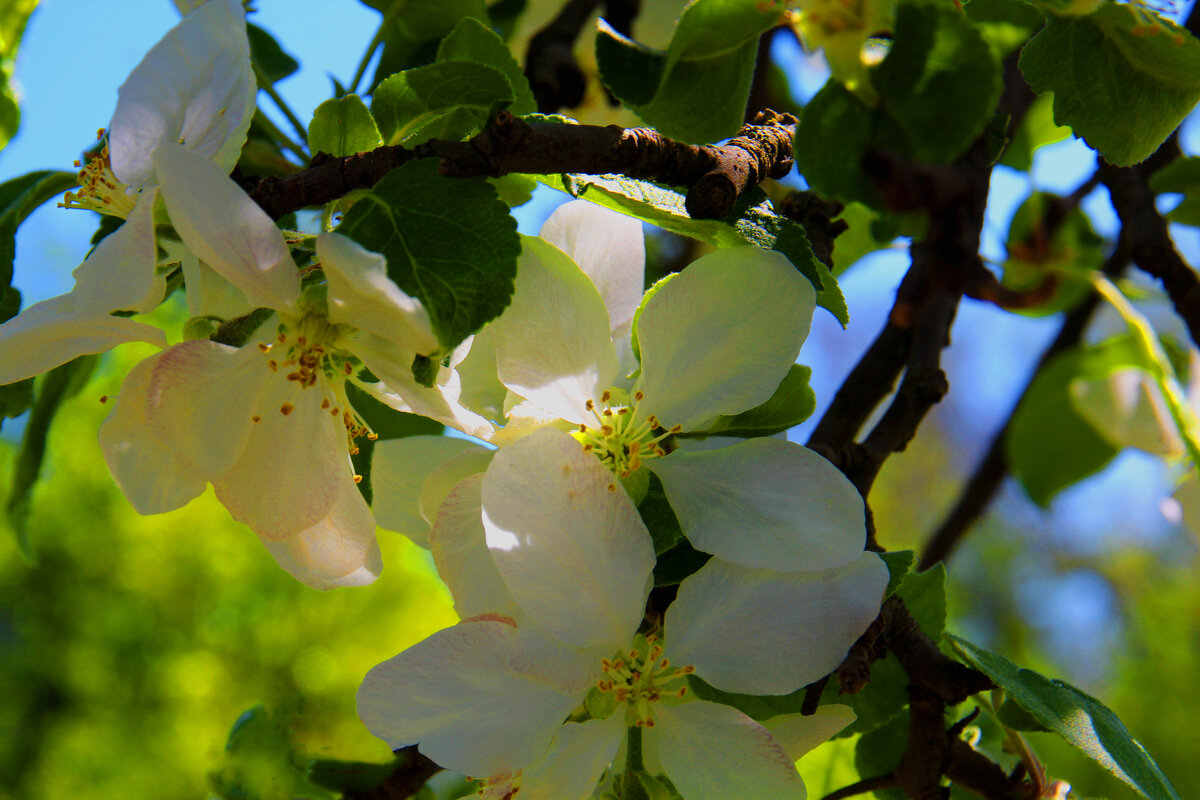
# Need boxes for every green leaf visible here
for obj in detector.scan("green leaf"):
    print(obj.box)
[0,0,37,153]
[372,60,514,146]
[1018,3,1200,166]
[854,712,908,799]
[639,473,683,555]
[246,22,299,84]
[0,376,32,427]
[362,0,489,91]
[964,0,1047,58]
[336,158,520,352]
[948,634,1182,800]
[880,550,916,597]
[307,94,383,157]
[596,0,787,143]
[897,563,946,639]
[489,173,536,207]
[208,704,335,800]
[997,697,1050,732]
[539,173,847,324]
[794,81,880,208]
[652,538,711,586]
[345,377,445,506]
[0,170,78,289]
[436,17,536,115]
[999,93,1071,171]
[1001,191,1104,316]
[6,355,99,559]
[686,674,808,722]
[1149,156,1200,227]
[680,364,816,437]
[830,203,896,277]
[0,284,18,323]
[871,0,1003,164]
[1006,335,1148,506]
[306,756,402,793]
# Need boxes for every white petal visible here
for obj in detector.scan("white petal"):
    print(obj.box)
[72,191,162,316]
[492,236,619,426]
[110,0,254,186]
[539,200,645,337]
[430,474,521,619]
[147,339,266,477]
[665,554,889,696]
[650,439,866,571]
[520,715,625,800]
[354,334,495,439]
[766,706,856,762]
[357,619,591,777]
[654,701,806,800]
[481,428,654,649]
[259,476,382,589]
[169,240,253,320]
[154,142,300,311]
[213,380,346,539]
[370,434,488,547]
[0,294,167,386]
[636,247,815,431]
[418,446,496,527]
[98,351,207,514]
[318,232,438,354]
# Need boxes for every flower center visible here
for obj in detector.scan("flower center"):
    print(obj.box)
[59,129,139,218]
[576,390,680,479]
[594,634,693,729]
[254,312,378,461]
[473,772,521,800]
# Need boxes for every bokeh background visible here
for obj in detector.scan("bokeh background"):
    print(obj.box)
[1,1,1198,798]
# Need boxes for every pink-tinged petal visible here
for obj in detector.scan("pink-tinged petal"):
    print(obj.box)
[519,714,626,800]
[110,0,254,186]
[370,435,487,547]
[259,476,382,589]
[666,554,889,696]
[430,475,521,620]
[354,334,495,438]
[213,380,346,540]
[766,706,856,762]
[654,701,806,800]
[318,232,438,354]
[98,351,206,515]
[154,142,299,311]
[0,294,167,386]
[492,236,619,426]
[539,200,645,337]
[636,247,815,431]
[650,439,866,571]
[481,428,654,649]
[147,339,267,477]
[357,619,589,777]
[72,191,162,316]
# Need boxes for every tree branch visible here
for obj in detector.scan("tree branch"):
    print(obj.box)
[343,746,442,800]
[245,110,797,221]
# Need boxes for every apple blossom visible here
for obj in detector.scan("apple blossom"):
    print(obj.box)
[358,428,888,800]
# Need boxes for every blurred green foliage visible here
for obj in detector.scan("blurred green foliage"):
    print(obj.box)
[0,344,458,800]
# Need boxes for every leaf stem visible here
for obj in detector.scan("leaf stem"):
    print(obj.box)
[255,64,309,152]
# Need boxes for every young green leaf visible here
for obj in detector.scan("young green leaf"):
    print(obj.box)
[335,158,520,352]
[361,0,489,91]
[948,634,1182,800]
[1019,3,1200,166]
[246,22,299,84]
[1000,191,1104,316]
[308,94,383,157]
[436,17,536,115]
[371,60,513,146]
[679,364,816,437]
[0,0,37,152]
[1148,156,1200,227]
[0,170,78,289]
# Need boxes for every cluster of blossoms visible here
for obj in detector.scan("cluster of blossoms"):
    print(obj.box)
[0,2,889,797]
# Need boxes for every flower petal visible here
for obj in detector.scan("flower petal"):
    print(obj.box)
[357,619,592,777]
[635,247,815,431]
[481,428,654,649]
[455,326,509,422]
[98,350,207,514]
[72,191,162,316]
[492,236,619,426]
[430,474,521,619]
[0,294,167,386]
[665,554,889,695]
[259,476,382,589]
[539,200,645,337]
[650,439,866,571]
[109,0,254,186]
[154,142,299,311]
[370,434,488,547]
[318,232,438,354]
[418,446,496,527]
[654,701,806,800]
[765,706,856,762]
[212,380,346,539]
[166,239,253,320]
[520,714,625,800]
